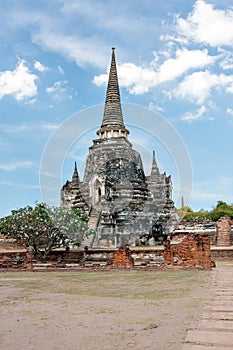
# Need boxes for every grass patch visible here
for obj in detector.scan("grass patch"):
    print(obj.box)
[0,269,211,302]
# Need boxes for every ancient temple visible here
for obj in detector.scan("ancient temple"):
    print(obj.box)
[61,48,179,247]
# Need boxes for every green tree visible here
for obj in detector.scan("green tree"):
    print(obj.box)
[182,208,209,222]
[0,203,92,261]
[208,201,233,221]
[177,201,233,222]
[177,204,212,222]
[176,205,193,218]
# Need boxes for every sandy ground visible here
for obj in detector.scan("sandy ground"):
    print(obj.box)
[0,269,211,350]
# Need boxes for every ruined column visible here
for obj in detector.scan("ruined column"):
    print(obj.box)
[216,217,231,247]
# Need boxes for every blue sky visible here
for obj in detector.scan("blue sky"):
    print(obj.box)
[1,0,233,217]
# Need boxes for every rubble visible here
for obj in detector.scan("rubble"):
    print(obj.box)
[164,232,214,268]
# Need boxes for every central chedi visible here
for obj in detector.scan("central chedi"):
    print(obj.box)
[61,48,179,247]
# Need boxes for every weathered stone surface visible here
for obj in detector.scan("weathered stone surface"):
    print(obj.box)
[61,48,179,247]
[60,162,89,214]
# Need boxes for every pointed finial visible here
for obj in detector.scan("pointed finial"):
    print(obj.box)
[153,150,155,160]
[181,196,184,208]
[151,151,159,177]
[72,161,80,185]
[105,47,120,105]
[97,47,128,136]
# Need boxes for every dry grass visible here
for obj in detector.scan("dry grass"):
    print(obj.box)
[0,269,209,300]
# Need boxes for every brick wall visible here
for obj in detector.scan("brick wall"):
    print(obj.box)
[164,232,213,268]
[216,217,231,247]
[4,243,233,269]
[211,247,233,260]
[110,246,134,268]
[176,219,233,246]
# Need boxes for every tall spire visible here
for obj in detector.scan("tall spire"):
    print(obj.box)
[151,151,160,177]
[72,161,80,186]
[97,47,129,139]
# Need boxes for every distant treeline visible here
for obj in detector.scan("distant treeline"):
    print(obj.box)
[177,201,233,221]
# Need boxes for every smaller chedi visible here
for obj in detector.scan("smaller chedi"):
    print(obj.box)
[61,48,179,247]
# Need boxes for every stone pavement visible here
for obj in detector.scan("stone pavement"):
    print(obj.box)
[182,263,233,349]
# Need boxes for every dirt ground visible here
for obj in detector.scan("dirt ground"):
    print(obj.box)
[0,269,212,350]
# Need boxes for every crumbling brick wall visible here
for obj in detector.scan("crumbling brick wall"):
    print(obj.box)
[111,246,134,268]
[216,217,231,247]
[164,232,213,268]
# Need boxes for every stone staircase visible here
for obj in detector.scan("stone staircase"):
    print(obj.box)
[81,208,101,248]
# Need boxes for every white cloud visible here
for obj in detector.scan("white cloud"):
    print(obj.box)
[148,102,164,113]
[227,107,233,116]
[1,122,59,134]
[94,63,156,94]
[20,184,40,189]
[60,1,154,46]
[1,124,31,133]
[176,0,233,47]
[0,60,38,101]
[156,48,215,83]
[218,48,233,70]
[0,161,34,171]
[160,33,188,46]
[225,81,233,94]
[0,180,13,186]
[58,65,64,74]
[181,105,206,122]
[6,5,109,68]
[34,60,48,72]
[94,48,215,95]
[24,98,37,106]
[119,63,158,94]
[32,29,107,68]
[46,81,68,99]
[207,100,219,112]
[40,122,60,131]
[171,71,217,103]
[40,170,60,179]
[171,71,233,104]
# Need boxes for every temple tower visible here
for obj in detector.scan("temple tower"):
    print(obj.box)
[61,48,179,247]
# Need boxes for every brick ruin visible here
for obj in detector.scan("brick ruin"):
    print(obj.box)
[83,232,214,269]
[0,232,214,270]
[107,232,214,269]
[216,217,231,247]
[111,246,134,268]
[1,215,233,269]
[174,218,233,246]
[164,232,214,268]
[1,214,233,269]
[0,251,34,270]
